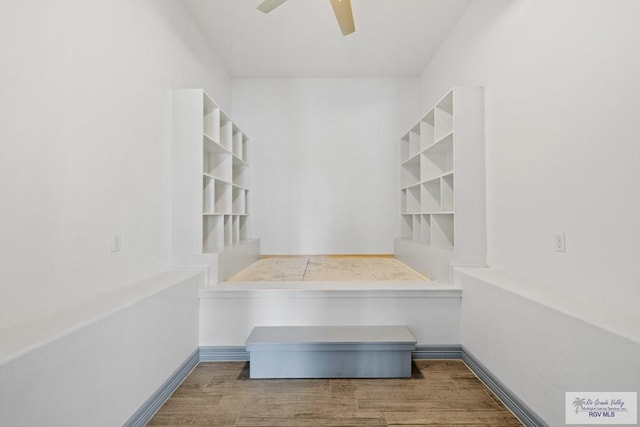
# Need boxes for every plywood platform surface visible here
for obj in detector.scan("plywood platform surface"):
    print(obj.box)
[228,256,428,282]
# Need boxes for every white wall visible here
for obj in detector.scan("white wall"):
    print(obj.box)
[231,78,420,254]
[457,268,640,427]
[420,0,640,315]
[420,1,640,424]
[0,0,231,329]
[0,272,201,426]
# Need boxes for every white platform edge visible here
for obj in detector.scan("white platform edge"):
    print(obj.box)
[199,281,462,299]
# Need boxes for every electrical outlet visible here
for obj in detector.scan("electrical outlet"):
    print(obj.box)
[111,233,121,253]
[554,233,566,252]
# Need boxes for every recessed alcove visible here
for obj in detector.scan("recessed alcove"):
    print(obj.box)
[200,255,462,349]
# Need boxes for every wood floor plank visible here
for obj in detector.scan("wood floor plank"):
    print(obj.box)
[189,411,238,426]
[295,394,360,413]
[451,376,489,390]
[153,395,224,415]
[293,411,388,426]
[148,361,523,426]
[356,389,500,403]
[216,394,298,412]
[146,412,193,426]
[384,410,524,425]
[234,416,299,426]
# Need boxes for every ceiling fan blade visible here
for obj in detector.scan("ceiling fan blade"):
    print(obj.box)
[257,0,288,14]
[329,0,355,36]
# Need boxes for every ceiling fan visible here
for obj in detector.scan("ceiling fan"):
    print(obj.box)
[257,0,356,36]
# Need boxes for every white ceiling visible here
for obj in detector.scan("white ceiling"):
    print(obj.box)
[182,0,471,77]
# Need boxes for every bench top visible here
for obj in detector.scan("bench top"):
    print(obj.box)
[246,326,416,346]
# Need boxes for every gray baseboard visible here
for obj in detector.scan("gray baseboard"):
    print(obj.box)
[199,345,249,361]
[412,345,462,359]
[123,348,199,427]
[199,345,463,362]
[461,346,548,427]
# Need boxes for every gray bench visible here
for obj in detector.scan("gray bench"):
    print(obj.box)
[245,325,417,378]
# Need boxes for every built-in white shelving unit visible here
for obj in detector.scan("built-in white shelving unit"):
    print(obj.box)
[172,89,259,283]
[395,87,486,283]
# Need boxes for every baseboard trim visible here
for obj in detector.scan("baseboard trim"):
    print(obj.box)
[199,346,249,361]
[199,345,462,362]
[123,348,199,427]
[412,345,462,359]
[461,346,548,427]
[200,345,462,362]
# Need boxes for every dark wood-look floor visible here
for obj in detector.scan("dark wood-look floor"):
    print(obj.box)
[148,360,523,426]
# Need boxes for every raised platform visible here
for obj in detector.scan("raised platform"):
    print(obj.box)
[245,325,417,379]
[199,281,462,347]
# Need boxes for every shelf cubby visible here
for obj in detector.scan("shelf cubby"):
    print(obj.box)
[401,155,421,188]
[409,124,421,157]
[421,179,441,213]
[203,102,220,142]
[406,185,420,213]
[214,180,232,214]
[203,176,214,214]
[434,109,453,142]
[233,161,249,188]
[224,215,233,246]
[242,135,249,162]
[400,214,413,239]
[203,133,229,153]
[400,189,407,213]
[220,116,233,152]
[400,134,410,163]
[239,215,249,240]
[436,90,454,113]
[232,187,245,214]
[412,215,421,242]
[431,213,454,249]
[422,132,453,181]
[441,173,454,212]
[232,215,240,245]
[420,214,431,244]
[204,140,231,182]
[434,91,454,141]
[232,128,243,159]
[203,215,224,253]
[420,111,435,151]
